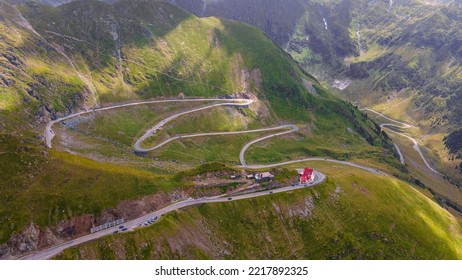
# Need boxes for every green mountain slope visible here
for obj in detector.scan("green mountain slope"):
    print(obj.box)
[165,0,462,172]
[342,0,462,130]
[166,0,357,76]
[166,0,462,130]
[6,0,319,119]
[1,0,460,260]
[56,165,462,260]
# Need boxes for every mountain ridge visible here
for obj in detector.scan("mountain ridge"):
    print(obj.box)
[1,0,461,260]
[162,0,462,145]
[0,0,403,259]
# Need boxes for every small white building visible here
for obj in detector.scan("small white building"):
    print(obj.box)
[255,172,275,183]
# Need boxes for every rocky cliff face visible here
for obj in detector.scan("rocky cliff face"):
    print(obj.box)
[0,190,174,259]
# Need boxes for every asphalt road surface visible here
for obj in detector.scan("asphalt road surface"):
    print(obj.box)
[361,108,440,174]
[23,171,326,260]
[45,98,252,149]
[30,98,391,260]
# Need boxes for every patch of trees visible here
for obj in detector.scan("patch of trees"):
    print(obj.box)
[352,120,374,145]
[412,177,462,215]
[443,128,462,155]
[347,62,369,79]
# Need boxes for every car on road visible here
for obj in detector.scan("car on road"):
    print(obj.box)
[122,228,128,232]
[113,230,119,234]
[228,198,232,200]
[119,225,124,229]
[269,191,273,194]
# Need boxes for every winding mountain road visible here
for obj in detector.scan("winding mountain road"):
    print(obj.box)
[129,101,384,175]
[30,97,390,260]
[133,99,254,151]
[23,171,326,260]
[45,98,251,149]
[361,108,440,174]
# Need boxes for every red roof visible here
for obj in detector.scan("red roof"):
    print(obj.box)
[300,168,314,183]
[304,168,313,176]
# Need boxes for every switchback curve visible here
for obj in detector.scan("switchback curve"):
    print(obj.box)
[361,108,440,174]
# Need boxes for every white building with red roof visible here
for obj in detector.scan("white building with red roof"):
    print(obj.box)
[299,168,315,184]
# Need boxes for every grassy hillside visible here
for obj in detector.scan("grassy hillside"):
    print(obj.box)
[342,0,462,133]
[56,164,462,260]
[18,0,316,112]
[7,0,461,261]
[0,1,89,128]
[164,0,462,185]
[0,141,175,245]
[0,0,404,258]
[166,0,357,76]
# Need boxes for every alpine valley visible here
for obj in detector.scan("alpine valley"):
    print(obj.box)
[0,0,462,260]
